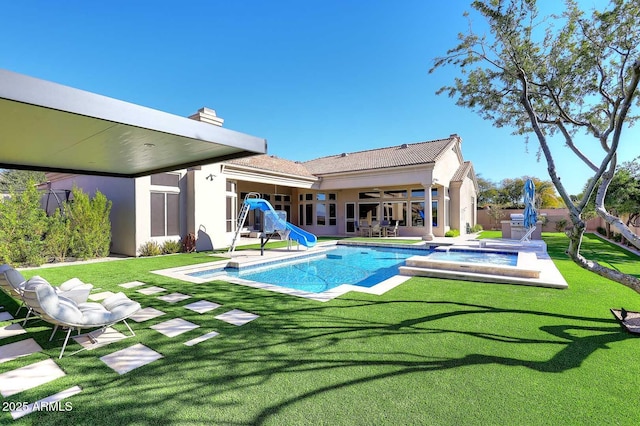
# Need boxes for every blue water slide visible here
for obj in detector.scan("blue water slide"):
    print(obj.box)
[284,222,317,247]
[244,198,317,247]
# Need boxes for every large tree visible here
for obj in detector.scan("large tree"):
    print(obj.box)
[431,0,640,292]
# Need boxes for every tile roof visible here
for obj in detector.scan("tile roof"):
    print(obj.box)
[302,137,457,175]
[225,154,316,178]
[451,161,473,182]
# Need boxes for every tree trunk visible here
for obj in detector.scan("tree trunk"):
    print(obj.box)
[566,224,640,293]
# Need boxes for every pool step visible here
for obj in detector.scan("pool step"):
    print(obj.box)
[404,253,540,279]
[399,264,567,289]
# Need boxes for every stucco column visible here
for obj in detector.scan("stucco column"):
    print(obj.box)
[423,185,434,241]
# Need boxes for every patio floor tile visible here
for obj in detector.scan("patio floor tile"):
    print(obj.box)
[215,309,259,326]
[0,338,43,364]
[0,359,66,397]
[157,292,191,304]
[0,311,14,321]
[150,318,200,338]
[119,281,147,289]
[88,291,116,301]
[72,327,127,351]
[184,331,220,346]
[137,286,167,295]
[129,307,166,323]
[11,385,82,420]
[0,323,27,340]
[184,300,221,314]
[100,343,163,375]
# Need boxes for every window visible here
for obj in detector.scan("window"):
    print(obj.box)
[329,203,336,225]
[226,180,237,232]
[151,173,179,187]
[411,189,425,198]
[359,191,381,199]
[317,203,326,225]
[358,203,379,224]
[383,202,407,226]
[345,203,356,233]
[305,204,313,226]
[299,192,336,226]
[151,192,179,236]
[384,189,407,199]
[432,201,438,227]
[411,202,424,227]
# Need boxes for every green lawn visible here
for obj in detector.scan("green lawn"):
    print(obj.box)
[1,233,639,425]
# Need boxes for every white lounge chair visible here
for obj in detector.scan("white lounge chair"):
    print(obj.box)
[0,265,93,317]
[21,276,141,358]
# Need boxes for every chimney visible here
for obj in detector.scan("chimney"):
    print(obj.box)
[189,107,224,127]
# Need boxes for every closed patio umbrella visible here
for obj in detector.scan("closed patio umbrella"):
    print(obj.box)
[522,179,538,241]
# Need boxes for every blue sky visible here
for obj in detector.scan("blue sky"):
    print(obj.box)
[1,0,636,195]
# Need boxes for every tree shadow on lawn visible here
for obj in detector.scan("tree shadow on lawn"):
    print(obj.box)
[21,293,633,426]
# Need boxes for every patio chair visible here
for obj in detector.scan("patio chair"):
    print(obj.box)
[370,222,383,237]
[386,221,399,237]
[21,276,141,358]
[358,220,371,237]
[0,265,93,317]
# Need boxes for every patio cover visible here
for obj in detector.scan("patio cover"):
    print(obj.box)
[0,69,267,177]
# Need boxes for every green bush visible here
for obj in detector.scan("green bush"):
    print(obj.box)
[470,224,483,233]
[596,226,607,236]
[68,186,112,259]
[44,208,72,263]
[138,241,162,257]
[554,218,568,232]
[445,229,460,237]
[0,181,48,266]
[162,239,182,254]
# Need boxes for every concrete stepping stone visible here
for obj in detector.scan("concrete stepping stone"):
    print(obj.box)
[0,359,66,397]
[137,286,166,295]
[0,338,43,364]
[215,309,259,326]
[119,281,147,289]
[72,327,127,351]
[0,323,27,340]
[150,318,199,338]
[184,331,220,347]
[100,343,163,375]
[157,293,191,304]
[88,291,116,301]
[10,385,82,420]
[184,300,221,314]
[0,311,14,321]
[129,307,166,323]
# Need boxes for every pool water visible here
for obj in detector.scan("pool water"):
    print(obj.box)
[427,249,517,266]
[193,246,430,293]
[188,245,519,294]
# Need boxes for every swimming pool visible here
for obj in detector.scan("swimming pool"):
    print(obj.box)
[187,245,520,294]
[189,245,429,293]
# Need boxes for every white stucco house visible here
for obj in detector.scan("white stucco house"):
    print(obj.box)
[46,108,478,256]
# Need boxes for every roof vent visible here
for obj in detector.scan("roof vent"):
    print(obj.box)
[341,153,348,157]
[400,143,408,149]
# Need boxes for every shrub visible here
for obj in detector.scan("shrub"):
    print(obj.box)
[44,208,72,262]
[445,229,460,237]
[470,224,483,233]
[0,180,48,266]
[138,241,162,257]
[554,218,568,232]
[596,226,607,236]
[612,233,623,242]
[68,186,112,259]
[162,239,182,254]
